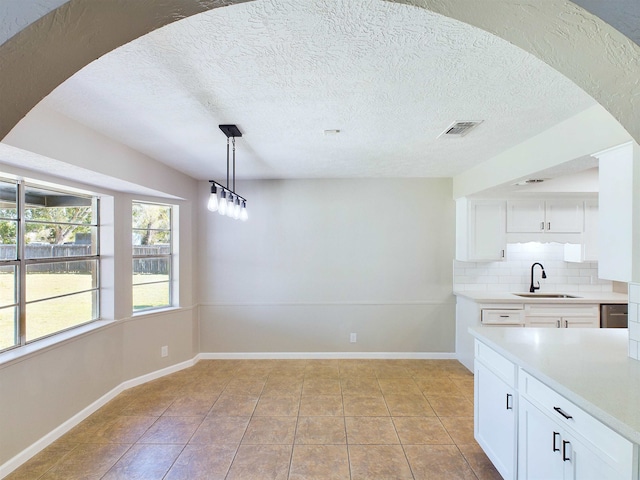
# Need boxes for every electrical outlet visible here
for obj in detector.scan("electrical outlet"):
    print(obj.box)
[161,345,168,357]
[350,333,357,343]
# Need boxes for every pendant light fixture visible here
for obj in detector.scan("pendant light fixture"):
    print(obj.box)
[208,124,248,221]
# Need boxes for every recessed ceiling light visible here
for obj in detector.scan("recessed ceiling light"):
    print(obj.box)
[323,129,341,135]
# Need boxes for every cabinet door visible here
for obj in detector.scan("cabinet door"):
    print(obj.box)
[507,199,545,233]
[563,432,620,480]
[525,316,561,328]
[546,199,584,233]
[563,317,599,328]
[469,200,506,261]
[475,361,517,479]
[518,398,564,479]
[597,143,632,282]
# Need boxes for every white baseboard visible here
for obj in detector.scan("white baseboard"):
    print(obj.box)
[0,358,197,480]
[199,352,457,360]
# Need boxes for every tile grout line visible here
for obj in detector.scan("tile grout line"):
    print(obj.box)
[223,369,266,480]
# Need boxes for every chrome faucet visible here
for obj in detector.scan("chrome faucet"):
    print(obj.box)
[530,262,547,293]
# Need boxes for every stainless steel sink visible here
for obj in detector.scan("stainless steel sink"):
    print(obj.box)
[513,293,581,299]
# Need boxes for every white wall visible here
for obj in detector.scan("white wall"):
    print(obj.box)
[198,178,456,355]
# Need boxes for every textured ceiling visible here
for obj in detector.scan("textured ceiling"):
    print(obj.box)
[38,0,596,181]
[0,0,69,45]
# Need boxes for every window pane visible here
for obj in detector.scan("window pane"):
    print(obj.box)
[25,186,95,224]
[0,218,17,258]
[25,225,97,258]
[132,203,170,230]
[0,306,17,351]
[133,282,170,311]
[0,265,17,306]
[26,291,97,342]
[132,202,173,313]
[26,260,98,302]
[133,257,170,285]
[0,180,17,219]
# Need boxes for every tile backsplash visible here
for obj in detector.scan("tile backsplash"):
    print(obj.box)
[454,243,613,293]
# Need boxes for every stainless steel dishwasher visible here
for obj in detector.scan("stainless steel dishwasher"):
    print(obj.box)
[600,304,628,328]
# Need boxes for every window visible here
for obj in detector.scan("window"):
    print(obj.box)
[132,202,172,312]
[0,180,100,352]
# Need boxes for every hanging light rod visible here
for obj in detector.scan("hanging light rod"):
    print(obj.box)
[207,124,248,221]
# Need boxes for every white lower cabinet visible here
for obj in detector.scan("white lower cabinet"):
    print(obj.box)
[518,398,620,480]
[475,362,517,479]
[518,398,565,479]
[524,304,599,328]
[474,341,517,479]
[474,340,637,479]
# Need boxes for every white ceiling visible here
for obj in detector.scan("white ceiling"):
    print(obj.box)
[38,0,596,181]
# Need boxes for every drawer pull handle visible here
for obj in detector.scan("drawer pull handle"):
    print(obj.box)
[499,315,510,318]
[540,221,545,230]
[553,431,560,452]
[554,406,573,419]
[506,393,513,410]
[562,440,571,462]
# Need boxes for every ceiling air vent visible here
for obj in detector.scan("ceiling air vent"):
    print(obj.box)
[439,120,483,138]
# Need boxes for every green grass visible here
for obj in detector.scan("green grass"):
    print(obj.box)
[0,273,169,351]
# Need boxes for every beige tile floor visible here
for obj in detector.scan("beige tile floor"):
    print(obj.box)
[7,359,501,480]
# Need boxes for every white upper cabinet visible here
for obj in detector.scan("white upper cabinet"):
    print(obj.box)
[456,198,506,262]
[597,142,635,282]
[545,199,584,233]
[564,198,599,263]
[507,198,584,233]
[506,199,545,233]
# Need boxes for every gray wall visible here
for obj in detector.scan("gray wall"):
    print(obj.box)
[198,178,456,354]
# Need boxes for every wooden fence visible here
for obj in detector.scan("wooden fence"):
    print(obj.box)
[0,245,170,274]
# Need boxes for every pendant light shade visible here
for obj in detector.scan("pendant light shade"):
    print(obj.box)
[207,183,219,212]
[208,124,248,222]
[240,200,248,221]
[226,193,235,217]
[232,197,241,219]
[218,189,227,216]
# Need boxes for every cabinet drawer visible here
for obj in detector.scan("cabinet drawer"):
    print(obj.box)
[519,370,633,474]
[475,340,516,387]
[482,309,524,325]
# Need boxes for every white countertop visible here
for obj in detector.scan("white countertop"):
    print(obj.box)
[456,290,628,304]
[469,327,640,444]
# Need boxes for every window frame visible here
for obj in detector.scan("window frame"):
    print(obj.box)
[0,179,101,352]
[132,201,173,313]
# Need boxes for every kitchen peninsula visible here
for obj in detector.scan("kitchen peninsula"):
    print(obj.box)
[471,326,640,479]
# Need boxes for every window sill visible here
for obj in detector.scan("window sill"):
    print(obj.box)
[131,306,180,317]
[0,319,117,370]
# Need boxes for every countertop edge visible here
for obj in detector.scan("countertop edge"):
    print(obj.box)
[469,327,640,445]
[456,290,628,304]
